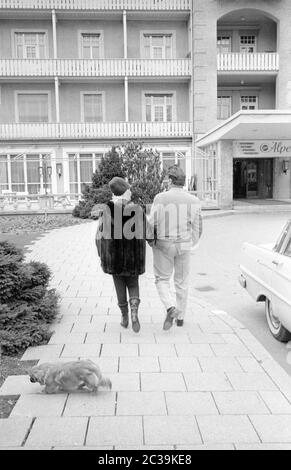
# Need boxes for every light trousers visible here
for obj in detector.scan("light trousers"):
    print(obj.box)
[153,240,191,320]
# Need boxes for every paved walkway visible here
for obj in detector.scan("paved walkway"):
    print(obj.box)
[2,222,291,450]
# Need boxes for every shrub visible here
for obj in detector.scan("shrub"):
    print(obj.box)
[73,142,164,218]
[0,241,60,356]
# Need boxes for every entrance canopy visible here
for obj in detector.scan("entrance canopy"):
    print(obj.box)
[196,110,291,148]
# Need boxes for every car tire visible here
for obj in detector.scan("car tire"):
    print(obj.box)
[265,299,291,343]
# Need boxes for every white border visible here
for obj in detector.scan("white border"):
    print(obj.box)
[78,30,104,59]
[142,90,177,122]
[140,30,177,59]
[15,90,52,123]
[80,91,106,123]
[12,29,49,59]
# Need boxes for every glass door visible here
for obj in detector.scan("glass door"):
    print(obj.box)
[246,161,259,198]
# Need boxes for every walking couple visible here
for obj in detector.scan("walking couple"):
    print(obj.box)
[96,166,202,333]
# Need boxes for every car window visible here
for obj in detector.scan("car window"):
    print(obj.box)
[274,222,291,253]
[283,236,291,258]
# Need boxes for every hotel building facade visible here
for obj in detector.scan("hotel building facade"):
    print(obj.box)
[0,0,290,211]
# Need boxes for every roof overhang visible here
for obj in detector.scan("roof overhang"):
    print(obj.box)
[196,111,291,147]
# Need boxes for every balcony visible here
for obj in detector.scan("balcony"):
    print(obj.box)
[0,122,192,140]
[0,59,191,79]
[0,0,191,11]
[217,53,279,73]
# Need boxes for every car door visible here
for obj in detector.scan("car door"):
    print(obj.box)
[271,224,291,332]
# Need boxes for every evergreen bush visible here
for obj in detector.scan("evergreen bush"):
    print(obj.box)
[0,241,60,356]
[73,142,164,218]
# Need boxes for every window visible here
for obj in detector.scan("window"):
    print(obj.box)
[0,154,51,195]
[145,93,175,122]
[80,32,103,59]
[14,32,47,59]
[81,93,104,123]
[241,96,258,111]
[68,153,103,194]
[217,96,232,120]
[217,35,232,54]
[16,92,50,123]
[240,35,257,54]
[142,33,174,59]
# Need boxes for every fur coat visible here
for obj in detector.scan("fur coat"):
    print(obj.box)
[96,200,147,276]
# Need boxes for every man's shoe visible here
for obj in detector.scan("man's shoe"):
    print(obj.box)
[176,319,184,327]
[163,307,179,331]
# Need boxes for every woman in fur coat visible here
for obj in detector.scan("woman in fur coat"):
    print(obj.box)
[96,177,146,333]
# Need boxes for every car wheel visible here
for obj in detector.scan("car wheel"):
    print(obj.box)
[265,299,291,343]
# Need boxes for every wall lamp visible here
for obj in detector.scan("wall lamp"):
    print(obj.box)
[283,160,290,175]
[56,163,63,178]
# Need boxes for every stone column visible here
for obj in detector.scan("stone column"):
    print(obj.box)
[217,140,233,209]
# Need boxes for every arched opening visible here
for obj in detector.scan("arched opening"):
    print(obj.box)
[217,9,278,55]
[217,9,279,122]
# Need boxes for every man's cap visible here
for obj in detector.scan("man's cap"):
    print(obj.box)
[168,165,186,185]
[109,177,130,196]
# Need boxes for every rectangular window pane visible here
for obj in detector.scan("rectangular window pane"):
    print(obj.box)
[145,94,173,123]
[217,36,231,53]
[81,33,101,59]
[80,154,93,183]
[27,154,41,194]
[18,93,49,123]
[143,33,173,59]
[0,155,8,191]
[83,94,103,122]
[218,96,232,119]
[10,155,25,192]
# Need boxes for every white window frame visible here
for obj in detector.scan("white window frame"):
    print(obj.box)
[78,30,105,59]
[15,90,52,123]
[240,95,259,111]
[217,95,232,120]
[0,151,55,195]
[217,34,232,54]
[240,34,257,54]
[12,29,49,59]
[65,150,107,195]
[80,91,106,123]
[140,30,176,59]
[142,90,177,122]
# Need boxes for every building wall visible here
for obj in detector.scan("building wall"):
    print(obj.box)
[128,82,190,122]
[57,20,124,59]
[60,82,125,122]
[0,83,56,123]
[0,19,54,58]
[127,20,189,58]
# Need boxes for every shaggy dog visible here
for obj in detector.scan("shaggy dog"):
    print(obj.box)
[29,360,112,394]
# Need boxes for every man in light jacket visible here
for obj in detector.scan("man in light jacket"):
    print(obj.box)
[148,165,202,330]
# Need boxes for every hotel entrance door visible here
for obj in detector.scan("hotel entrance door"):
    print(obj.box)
[233,159,273,199]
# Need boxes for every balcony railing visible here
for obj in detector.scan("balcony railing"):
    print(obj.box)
[0,0,191,10]
[0,122,193,140]
[217,53,279,72]
[0,59,191,78]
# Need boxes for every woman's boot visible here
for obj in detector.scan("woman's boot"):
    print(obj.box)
[129,298,141,333]
[119,302,129,329]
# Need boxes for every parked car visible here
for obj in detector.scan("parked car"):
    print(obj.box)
[239,220,291,342]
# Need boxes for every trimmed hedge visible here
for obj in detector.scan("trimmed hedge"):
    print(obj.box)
[0,241,60,356]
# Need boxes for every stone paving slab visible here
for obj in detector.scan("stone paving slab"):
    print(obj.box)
[0,418,32,447]
[63,392,116,417]
[24,417,88,448]
[116,392,167,416]
[86,417,143,447]
[197,416,260,444]
[143,416,202,446]
[212,391,270,415]
[11,394,67,417]
[165,392,218,416]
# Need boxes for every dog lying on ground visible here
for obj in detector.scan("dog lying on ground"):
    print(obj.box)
[29,360,112,394]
